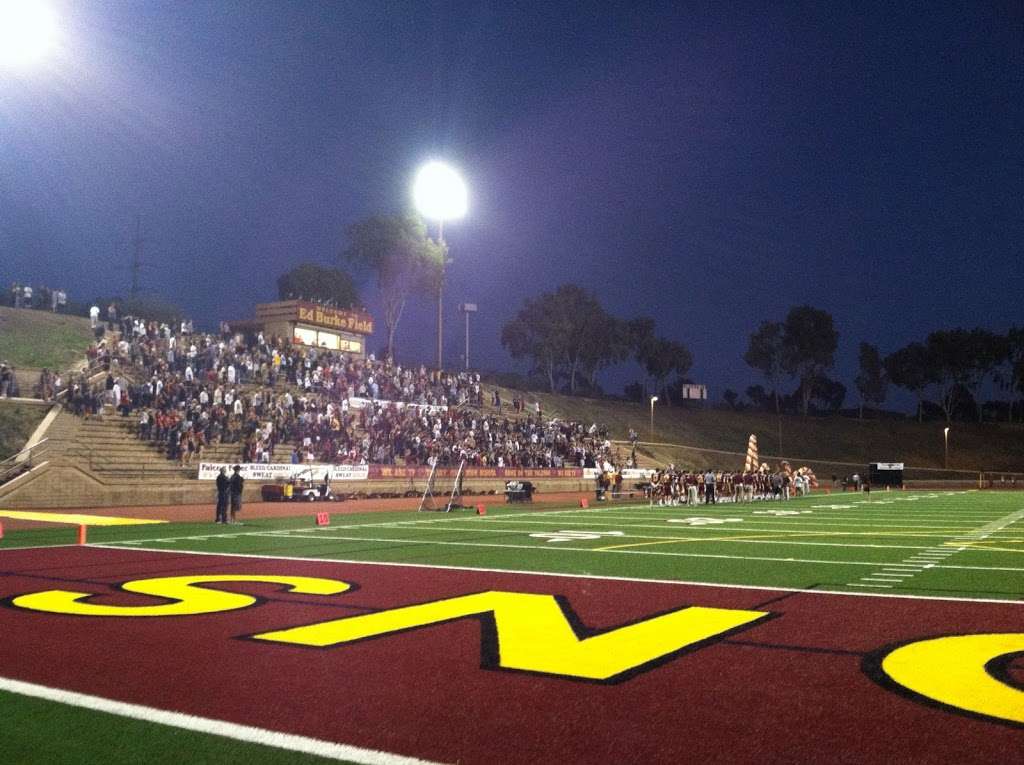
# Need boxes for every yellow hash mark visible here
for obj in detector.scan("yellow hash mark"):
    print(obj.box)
[944,540,1024,554]
[0,511,167,527]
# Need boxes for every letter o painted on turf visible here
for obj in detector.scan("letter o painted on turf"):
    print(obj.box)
[11,575,351,617]
[880,633,1024,725]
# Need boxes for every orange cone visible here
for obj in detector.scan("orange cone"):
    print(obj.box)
[0,520,4,539]
[77,524,87,545]
[579,497,589,508]
[476,504,486,516]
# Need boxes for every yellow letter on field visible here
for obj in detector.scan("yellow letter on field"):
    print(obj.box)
[11,575,350,617]
[253,590,769,681]
[880,633,1024,725]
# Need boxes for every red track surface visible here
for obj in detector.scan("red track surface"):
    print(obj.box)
[0,546,1020,763]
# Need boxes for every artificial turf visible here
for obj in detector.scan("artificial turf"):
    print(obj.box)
[1,489,1021,763]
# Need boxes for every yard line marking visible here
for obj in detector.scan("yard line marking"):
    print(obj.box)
[849,583,892,588]
[217,531,1024,572]
[849,507,1024,589]
[0,676,441,765]
[246,524,1022,555]
[87,545,1024,604]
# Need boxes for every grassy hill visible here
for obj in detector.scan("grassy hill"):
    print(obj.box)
[0,403,46,461]
[494,386,1024,475]
[0,306,94,371]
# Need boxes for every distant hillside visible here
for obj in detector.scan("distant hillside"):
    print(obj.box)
[0,403,46,461]
[0,307,94,371]
[490,386,1024,475]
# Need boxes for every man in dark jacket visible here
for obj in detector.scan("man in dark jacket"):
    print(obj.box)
[215,467,230,524]
[229,465,244,524]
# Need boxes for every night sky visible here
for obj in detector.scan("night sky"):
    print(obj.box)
[2,1,1021,403]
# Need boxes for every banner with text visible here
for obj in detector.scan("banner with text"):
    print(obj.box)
[367,465,584,480]
[583,468,656,480]
[198,463,369,482]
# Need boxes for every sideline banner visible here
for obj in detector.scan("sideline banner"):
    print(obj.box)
[198,463,369,482]
[199,463,583,481]
[347,397,449,414]
[368,465,584,480]
[583,468,655,480]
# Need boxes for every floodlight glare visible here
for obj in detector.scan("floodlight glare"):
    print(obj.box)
[0,1,56,69]
[413,161,468,223]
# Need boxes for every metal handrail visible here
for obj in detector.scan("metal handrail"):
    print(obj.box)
[0,438,50,483]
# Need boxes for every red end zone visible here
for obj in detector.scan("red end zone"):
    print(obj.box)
[0,546,1020,763]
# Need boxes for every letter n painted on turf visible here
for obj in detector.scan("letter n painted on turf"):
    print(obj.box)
[878,633,1024,725]
[252,590,770,682]
[11,575,351,617]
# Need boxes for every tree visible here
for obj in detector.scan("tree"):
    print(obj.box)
[501,285,640,396]
[884,342,935,422]
[342,214,444,360]
[926,328,1010,423]
[722,389,740,410]
[745,384,771,410]
[743,321,785,413]
[277,263,359,307]
[553,285,618,395]
[501,289,575,393]
[807,374,846,413]
[780,306,838,416]
[641,337,693,404]
[854,342,888,419]
[996,327,1024,422]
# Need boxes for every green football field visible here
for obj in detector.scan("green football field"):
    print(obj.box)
[1,489,1022,763]
[10,488,1021,600]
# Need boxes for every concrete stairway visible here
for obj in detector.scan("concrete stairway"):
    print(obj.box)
[68,415,244,479]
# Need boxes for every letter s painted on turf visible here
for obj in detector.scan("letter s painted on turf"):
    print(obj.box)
[10,575,350,617]
[878,633,1024,725]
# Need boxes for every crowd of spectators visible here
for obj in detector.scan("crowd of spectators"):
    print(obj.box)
[7,282,68,312]
[73,316,614,470]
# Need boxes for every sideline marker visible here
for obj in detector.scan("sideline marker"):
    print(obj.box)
[315,512,330,526]
[476,504,486,516]
[77,525,87,545]
[0,520,3,539]
[579,497,589,508]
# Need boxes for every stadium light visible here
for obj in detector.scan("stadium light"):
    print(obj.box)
[0,1,56,69]
[944,426,950,470]
[649,395,658,441]
[413,161,468,370]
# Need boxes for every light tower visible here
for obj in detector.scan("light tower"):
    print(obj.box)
[413,161,468,370]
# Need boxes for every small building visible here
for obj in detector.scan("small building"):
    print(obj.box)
[235,300,374,357]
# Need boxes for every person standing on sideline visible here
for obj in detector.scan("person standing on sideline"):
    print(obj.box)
[229,465,244,524]
[215,467,230,524]
[704,468,717,504]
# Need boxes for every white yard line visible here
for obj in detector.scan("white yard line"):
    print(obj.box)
[0,676,442,765]
[262,524,1001,554]
[176,531,1024,573]
[85,544,1024,604]
[847,507,1024,590]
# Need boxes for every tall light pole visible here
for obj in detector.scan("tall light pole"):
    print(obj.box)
[649,395,658,441]
[944,426,950,470]
[459,302,477,370]
[413,161,468,370]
